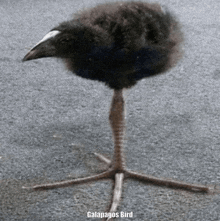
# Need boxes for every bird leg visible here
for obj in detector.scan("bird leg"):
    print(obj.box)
[23,89,209,220]
[109,89,126,172]
[94,89,209,191]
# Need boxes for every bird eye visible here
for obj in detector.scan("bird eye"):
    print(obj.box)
[60,38,70,44]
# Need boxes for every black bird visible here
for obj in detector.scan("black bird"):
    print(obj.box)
[23,1,209,218]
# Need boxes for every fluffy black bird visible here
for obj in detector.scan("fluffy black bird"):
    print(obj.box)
[23,2,182,89]
[23,1,209,218]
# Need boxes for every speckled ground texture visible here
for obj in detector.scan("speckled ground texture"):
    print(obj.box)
[1,0,220,220]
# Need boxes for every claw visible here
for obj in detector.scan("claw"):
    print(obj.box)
[22,186,32,189]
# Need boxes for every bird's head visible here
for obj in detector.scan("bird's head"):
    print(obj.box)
[22,21,93,62]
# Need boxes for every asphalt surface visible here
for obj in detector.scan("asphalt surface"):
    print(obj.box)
[1,0,220,220]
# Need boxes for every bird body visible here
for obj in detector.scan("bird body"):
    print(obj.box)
[23,1,183,89]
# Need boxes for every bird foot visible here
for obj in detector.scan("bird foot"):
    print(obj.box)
[94,153,209,192]
[22,163,124,220]
[22,153,209,220]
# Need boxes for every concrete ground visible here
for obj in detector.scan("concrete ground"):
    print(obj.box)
[1,0,220,220]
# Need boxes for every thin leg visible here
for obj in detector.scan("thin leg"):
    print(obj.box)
[109,89,126,171]
[23,88,210,221]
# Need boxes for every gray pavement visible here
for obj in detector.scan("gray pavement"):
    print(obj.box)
[1,0,220,220]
